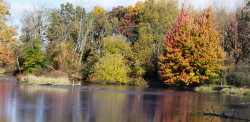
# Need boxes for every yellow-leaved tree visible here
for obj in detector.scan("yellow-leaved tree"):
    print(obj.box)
[0,0,18,63]
[92,6,104,15]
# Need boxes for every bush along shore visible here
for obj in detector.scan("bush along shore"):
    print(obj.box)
[0,0,249,95]
[195,85,250,96]
[17,74,71,86]
[16,70,82,86]
[4,67,250,97]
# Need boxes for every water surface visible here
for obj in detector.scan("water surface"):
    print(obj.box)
[0,77,249,122]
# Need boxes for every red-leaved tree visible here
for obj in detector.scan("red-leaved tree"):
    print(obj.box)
[158,7,225,86]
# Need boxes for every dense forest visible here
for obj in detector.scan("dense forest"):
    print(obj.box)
[0,0,249,87]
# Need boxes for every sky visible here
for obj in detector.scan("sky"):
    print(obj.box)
[5,0,244,27]
[5,0,145,26]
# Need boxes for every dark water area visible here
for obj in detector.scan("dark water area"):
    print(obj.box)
[0,76,250,122]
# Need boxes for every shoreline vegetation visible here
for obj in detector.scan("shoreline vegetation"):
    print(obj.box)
[1,73,250,97]
[16,70,81,86]
[0,0,249,96]
[17,74,72,86]
[16,73,149,86]
[195,85,250,96]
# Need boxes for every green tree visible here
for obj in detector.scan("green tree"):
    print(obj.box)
[133,0,179,78]
[102,35,132,56]
[45,3,88,72]
[159,8,225,86]
[90,35,131,84]
[19,6,47,73]
[21,40,45,73]
[90,53,130,84]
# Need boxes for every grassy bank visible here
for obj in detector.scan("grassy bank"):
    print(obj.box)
[195,85,250,96]
[18,74,72,86]
[0,68,5,74]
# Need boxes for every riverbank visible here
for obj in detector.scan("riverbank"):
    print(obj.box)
[17,74,72,86]
[2,72,250,97]
[195,85,250,96]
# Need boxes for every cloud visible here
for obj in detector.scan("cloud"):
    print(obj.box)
[5,2,38,37]
[190,0,244,11]
[6,2,35,26]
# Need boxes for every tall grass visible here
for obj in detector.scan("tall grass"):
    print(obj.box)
[19,74,71,86]
[0,68,5,74]
[194,85,218,93]
[195,85,250,96]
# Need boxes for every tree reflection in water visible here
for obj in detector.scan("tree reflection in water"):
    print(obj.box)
[0,81,249,122]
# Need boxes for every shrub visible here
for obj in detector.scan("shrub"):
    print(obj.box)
[0,68,5,74]
[103,35,132,56]
[227,72,249,87]
[226,64,250,87]
[33,68,69,78]
[220,87,247,95]
[244,90,250,96]
[194,86,218,93]
[220,88,231,94]
[89,35,133,84]
[130,77,147,86]
[89,53,130,84]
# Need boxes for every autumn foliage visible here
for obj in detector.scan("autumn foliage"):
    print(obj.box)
[159,8,225,85]
[3,0,247,87]
[0,0,18,63]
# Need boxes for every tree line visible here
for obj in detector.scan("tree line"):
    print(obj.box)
[0,0,249,86]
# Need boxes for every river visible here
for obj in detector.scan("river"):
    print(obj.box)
[0,76,249,122]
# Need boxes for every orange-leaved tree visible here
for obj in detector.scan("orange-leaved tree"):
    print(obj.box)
[0,0,18,63]
[158,7,225,86]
